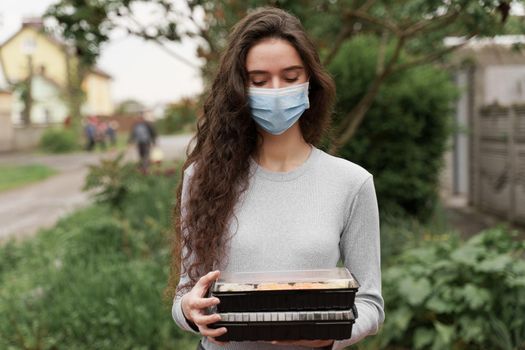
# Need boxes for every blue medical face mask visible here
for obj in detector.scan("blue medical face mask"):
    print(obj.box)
[248,82,310,135]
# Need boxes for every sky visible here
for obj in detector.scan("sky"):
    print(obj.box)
[0,0,204,107]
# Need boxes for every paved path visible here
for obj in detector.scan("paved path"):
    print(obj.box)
[0,134,193,244]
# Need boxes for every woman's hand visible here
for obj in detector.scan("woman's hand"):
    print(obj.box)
[181,270,228,346]
[264,340,334,348]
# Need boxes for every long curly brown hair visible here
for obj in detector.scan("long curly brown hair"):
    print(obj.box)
[165,7,336,301]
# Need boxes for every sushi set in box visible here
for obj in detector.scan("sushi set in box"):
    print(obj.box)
[207,267,359,341]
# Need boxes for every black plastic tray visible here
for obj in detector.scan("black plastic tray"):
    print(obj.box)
[209,308,357,341]
[211,320,354,341]
[210,288,357,313]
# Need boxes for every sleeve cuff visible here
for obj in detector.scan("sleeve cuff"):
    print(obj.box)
[172,296,200,334]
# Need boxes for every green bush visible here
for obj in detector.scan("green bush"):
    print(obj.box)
[83,152,138,209]
[39,128,78,153]
[156,98,197,135]
[328,35,458,222]
[362,227,525,350]
[0,160,197,349]
[379,202,453,266]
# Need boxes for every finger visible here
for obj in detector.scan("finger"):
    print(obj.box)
[199,325,227,338]
[193,313,222,326]
[196,270,221,293]
[185,294,219,310]
[191,296,221,310]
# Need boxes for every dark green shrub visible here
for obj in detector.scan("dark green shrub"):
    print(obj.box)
[83,152,137,209]
[156,98,197,135]
[39,128,78,153]
[380,203,452,266]
[328,35,458,222]
[362,227,525,350]
[84,153,179,224]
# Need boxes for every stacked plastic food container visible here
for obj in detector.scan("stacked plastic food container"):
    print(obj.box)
[208,267,359,341]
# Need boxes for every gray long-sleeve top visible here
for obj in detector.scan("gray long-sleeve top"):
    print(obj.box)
[172,145,384,350]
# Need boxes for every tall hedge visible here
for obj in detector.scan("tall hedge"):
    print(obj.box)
[328,35,458,222]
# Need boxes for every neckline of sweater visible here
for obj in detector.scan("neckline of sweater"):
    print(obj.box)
[249,145,320,182]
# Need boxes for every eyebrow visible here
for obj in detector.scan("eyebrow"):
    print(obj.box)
[247,65,304,75]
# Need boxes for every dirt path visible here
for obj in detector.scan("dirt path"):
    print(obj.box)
[0,134,193,243]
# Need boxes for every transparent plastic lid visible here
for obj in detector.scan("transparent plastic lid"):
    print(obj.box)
[212,267,359,292]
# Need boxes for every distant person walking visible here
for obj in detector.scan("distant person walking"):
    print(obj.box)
[129,115,157,171]
[106,120,119,147]
[84,117,96,151]
[96,120,108,150]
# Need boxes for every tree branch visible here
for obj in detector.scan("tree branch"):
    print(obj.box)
[357,0,377,12]
[117,11,201,69]
[328,35,405,155]
[344,9,401,36]
[322,24,354,66]
[376,29,389,75]
[186,7,217,54]
[402,9,460,37]
[392,32,476,73]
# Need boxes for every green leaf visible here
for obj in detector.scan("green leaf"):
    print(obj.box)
[477,254,513,272]
[434,321,455,345]
[450,245,483,266]
[462,284,491,310]
[414,327,435,349]
[506,274,525,288]
[387,306,413,334]
[399,276,432,306]
[458,316,485,342]
[427,294,455,313]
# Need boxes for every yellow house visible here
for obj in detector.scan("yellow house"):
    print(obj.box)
[0,18,113,123]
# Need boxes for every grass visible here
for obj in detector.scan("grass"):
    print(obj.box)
[0,159,198,349]
[0,164,57,192]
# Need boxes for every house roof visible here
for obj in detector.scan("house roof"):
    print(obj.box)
[446,35,525,66]
[445,35,525,48]
[0,20,68,52]
[0,18,112,82]
[454,44,525,66]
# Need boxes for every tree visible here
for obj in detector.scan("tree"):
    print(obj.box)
[45,0,520,151]
[115,99,145,115]
[330,35,458,220]
[45,1,110,132]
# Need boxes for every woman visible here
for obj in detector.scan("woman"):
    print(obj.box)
[167,7,384,350]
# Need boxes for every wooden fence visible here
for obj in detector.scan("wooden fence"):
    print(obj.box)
[473,104,525,223]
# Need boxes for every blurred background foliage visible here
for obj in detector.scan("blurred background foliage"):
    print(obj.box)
[156,98,199,135]
[360,228,525,350]
[39,128,79,153]
[0,159,199,349]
